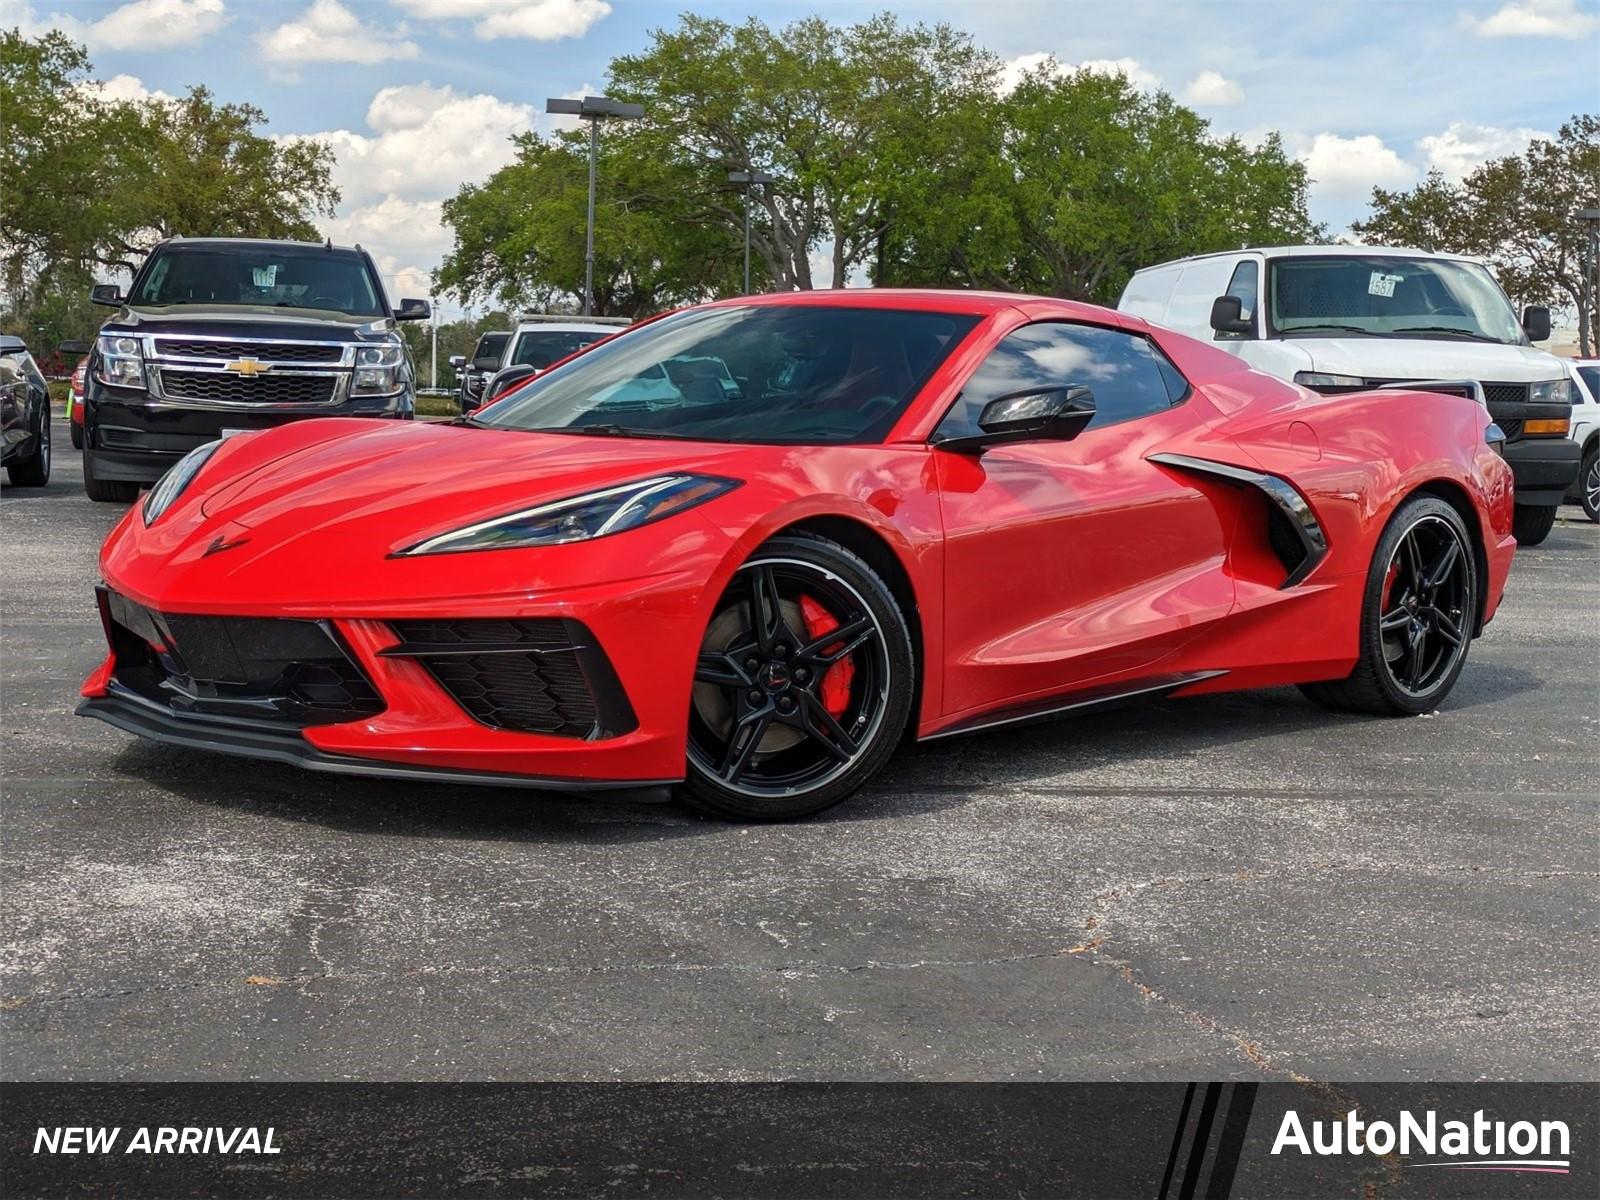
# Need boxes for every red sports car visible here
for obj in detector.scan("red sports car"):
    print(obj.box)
[80,291,1516,819]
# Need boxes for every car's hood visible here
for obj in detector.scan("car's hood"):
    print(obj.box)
[1290,336,1566,383]
[105,303,390,340]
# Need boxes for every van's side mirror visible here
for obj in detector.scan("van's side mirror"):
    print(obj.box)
[90,284,124,307]
[447,355,466,370]
[395,298,431,322]
[935,386,1096,454]
[1522,305,1551,343]
[1209,294,1252,335]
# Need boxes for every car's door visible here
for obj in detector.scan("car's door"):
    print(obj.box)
[934,320,1238,722]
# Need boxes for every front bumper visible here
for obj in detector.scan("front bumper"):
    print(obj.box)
[1503,437,1581,506]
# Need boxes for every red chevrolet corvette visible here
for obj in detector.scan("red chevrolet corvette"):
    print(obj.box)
[80,291,1516,819]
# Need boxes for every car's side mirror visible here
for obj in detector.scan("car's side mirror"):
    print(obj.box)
[395,297,431,322]
[1522,305,1551,343]
[935,386,1096,454]
[447,355,466,370]
[484,364,539,404]
[471,357,501,372]
[90,284,125,307]
[1209,294,1253,335]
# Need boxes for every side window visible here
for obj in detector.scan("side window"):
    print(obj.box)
[936,322,1187,440]
[1220,260,1259,337]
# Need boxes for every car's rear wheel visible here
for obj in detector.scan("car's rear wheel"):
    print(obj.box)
[1300,496,1477,716]
[7,408,50,487]
[1511,502,1557,546]
[69,421,84,450]
[1581,444,1599,523]
[83,447,138,503]
[681,534,914,820]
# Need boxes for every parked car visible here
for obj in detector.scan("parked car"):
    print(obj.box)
[1565,358,1599,522]
[81,236,430,503]
[450,330,510,413]
[1119,245,1580,546]
[1,334,51,487]
[66,358,86,449]
[79,291,1514,820]
[476,316,629,410]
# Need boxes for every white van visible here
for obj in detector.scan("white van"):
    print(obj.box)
[1119,245,1581,545]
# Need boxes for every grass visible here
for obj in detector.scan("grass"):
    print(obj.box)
[415,394,459,418]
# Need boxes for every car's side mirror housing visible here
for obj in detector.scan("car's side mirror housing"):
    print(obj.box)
[934,386,1096,454]
[447,355,466,370]
[395,298,431,322]
[484,364,539,404]
[1522,305,1551,343]
[472,356,502,372]
[1209,294,1253,335]
[90,284,125,307]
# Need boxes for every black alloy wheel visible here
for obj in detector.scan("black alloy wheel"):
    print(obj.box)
[1300,496,1478,715]
[683,534,914,820]
[1582,445,1599,523]
[6,407,49,487]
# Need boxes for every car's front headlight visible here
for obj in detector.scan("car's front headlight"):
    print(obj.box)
[142,439,222,525]
[1528,377,1571,405]
[351,340,405,395]
[95,334,145,388]
[1294,371,1365,389]
[397,474,741,556]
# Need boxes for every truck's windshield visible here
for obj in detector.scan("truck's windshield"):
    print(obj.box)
[509,329,611,370]
[132,245,386,317]
[1268,255,1524,344]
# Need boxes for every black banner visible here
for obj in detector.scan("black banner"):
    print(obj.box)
[2,1082,1594,1197]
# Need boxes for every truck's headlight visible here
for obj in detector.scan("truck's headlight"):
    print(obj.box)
[1294,371,1365,389]
[396,475,741,556]
[1528,377,1571,405]
[352,341,404,395]
[142,440,221,525]
[95,334,145,388]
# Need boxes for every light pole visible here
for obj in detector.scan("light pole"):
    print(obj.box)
[727,169,776,295]
[547,95,645,316]
[1579,207,1600,355]
[429,296,438,391]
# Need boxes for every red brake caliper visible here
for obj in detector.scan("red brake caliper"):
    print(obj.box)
[799,595,854,717]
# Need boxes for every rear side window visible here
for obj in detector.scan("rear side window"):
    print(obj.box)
[1577,365,1599,404]
[937,322,1187,440]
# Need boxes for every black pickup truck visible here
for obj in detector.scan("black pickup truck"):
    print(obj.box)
[81,237,429,502]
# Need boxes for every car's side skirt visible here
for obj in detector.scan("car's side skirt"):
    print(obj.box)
[920,670,1229,742]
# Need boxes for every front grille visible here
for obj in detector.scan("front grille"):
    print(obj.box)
[1483,382,1529,407]
[159,370,338,405]
[154,339,344,364]
[101,589,382,727]
[386,618,636,739]
[1496,418,1524,441]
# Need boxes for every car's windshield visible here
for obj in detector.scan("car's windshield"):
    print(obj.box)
[509,329,610,370]
[1268,255,1524,343]
[132,246,385,317]
[475,304,979,444]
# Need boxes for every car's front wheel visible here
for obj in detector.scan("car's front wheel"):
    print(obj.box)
[1581,444,1599,524]
[1511,502,1557,546]
[1300,495,1478,715]
[681,534,915,821]
[6,408,50,487]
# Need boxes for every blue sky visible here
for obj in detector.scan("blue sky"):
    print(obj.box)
[5,0,1595,315]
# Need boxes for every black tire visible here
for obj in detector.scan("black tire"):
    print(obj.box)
[1300,495,1478,716]
[69,421,83,450]
[680,533,915,821]
[1511,503,1557,546]
[6,408,50,487]
[83,446,138,503]
[1581,444,1599,524]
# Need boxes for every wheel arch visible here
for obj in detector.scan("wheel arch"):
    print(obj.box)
[1407,478,1490,636]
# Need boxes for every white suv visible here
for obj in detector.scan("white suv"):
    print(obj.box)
[1565,359,1599,522]
[1119,245,1581,546]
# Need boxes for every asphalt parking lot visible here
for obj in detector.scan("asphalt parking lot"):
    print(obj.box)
[3,414,1596,1084]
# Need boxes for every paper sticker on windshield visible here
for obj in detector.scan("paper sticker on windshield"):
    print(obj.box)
[251,265,278,287]
[1368,271,1402,298]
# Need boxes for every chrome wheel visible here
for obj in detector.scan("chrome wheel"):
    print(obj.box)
[1584,451,1599,522]
[1377,514,1473,698]
[688,557,890,798]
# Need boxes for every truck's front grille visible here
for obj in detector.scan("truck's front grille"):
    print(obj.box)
[154,339,345,364]
[1482,383,1530,407]
[159,371,339,405]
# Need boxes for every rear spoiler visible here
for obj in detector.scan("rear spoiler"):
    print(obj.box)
[1377,379,1486,407]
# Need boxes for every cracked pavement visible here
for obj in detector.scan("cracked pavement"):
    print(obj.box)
[3,433,1597,1083]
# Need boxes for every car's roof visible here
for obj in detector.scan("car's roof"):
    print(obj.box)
[512,321,625,333]
[703,288,1099,318]
[1134,244,1489,273]
[155,236,367,255]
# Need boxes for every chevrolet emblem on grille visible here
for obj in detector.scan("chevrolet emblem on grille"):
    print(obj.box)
[223,358,272,376]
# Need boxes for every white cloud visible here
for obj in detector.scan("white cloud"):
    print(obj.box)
[7,0,231,50]
[1181,70,1244,106]
[391,0,611,42]
[996,52,1160,95]
[86,73,176,105]
[1296,133,1417,204]
[1418,121,1550,181]
[1467,0,1599,39]
[258,0,418,66]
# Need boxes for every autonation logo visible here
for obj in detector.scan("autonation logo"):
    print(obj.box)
[1272,1108,1571,1175]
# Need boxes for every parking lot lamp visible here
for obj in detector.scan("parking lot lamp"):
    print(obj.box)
[727,170,777,295]
[547,96,645,316]
[1579,208,1600,354]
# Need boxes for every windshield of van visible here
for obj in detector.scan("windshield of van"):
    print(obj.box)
[131,245,386,317]
[1268,255,1524,344]
[474,304,978,444]
[509,329,611,370]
